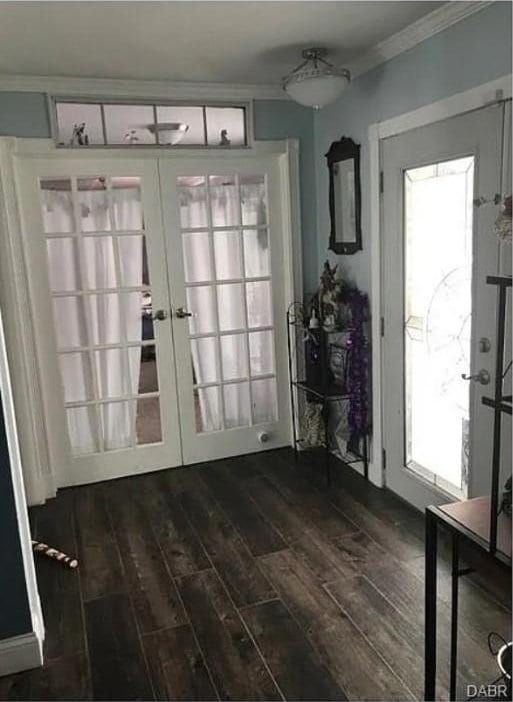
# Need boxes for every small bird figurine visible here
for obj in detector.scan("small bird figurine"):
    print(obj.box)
[219,129,231,146]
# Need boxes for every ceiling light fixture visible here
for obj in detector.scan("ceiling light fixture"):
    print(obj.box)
[282,47,350,110]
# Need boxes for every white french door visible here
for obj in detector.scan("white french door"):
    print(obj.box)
[160,157,291,464]
[15,152,292,486]
[16,158,183,485]
[382,103,508,511]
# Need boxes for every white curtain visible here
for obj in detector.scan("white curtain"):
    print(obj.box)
[181,181,269,431]
[44,185,143,453]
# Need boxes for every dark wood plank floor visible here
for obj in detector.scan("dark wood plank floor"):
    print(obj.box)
[0,449,510,701]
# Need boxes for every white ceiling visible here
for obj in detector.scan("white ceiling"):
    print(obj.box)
[0,1,443,85]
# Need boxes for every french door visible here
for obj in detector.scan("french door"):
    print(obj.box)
[15,152,291,486]
[381,103,508,511]
[160,157,291,464]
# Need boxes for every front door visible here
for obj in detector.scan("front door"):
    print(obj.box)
[160,156,291,464]
[16,157,182,486]
[381,103,508,510]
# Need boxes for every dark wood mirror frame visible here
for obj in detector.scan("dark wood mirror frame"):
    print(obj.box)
[326,137,362,255]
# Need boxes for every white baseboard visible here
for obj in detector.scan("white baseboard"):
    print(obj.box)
[0,632,43,677]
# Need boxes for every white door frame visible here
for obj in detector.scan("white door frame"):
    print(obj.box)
[0,137,302,504]
[368,74,512,492]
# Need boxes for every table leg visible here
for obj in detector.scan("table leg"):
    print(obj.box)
[425,509,438,701]
[450,534,459,701]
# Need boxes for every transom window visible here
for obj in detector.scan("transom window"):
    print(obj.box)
[53,98,249,149]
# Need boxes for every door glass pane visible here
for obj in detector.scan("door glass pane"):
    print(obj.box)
[46,238,80,292]
[77,178,111,232]
[241,175,267,226]
[133,345,159,394]
[82,236,117,289]
[223,382,250,428]
[118,235,147,287]
[58,353,94,403]
[195,387,222,433]
[40,179,74,233]
[136,397,162,444]
[178,177,208,229]
[66,406,99,454]
[243,229,270,278]
[404,156,474,491]
[183,232,213,282]
[87,294,122,345]
[186,286,216,334]
[52,296,87,349]
[251,378,278,424]
[191,337,219,384]
[101,401,132,450]
[249,330,275,376]
[111,177,143,230]
[214,230,242,280]
[209,175,240,227]
[217,283,245,331]
[220,334,247,381]
[246,281,272,328]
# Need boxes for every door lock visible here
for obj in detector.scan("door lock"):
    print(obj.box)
[175,306,193,319]
[461,369,491,385]
[478,337,491,353]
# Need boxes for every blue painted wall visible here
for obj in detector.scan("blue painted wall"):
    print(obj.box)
[0,393,32,639]
[314,1,513,294]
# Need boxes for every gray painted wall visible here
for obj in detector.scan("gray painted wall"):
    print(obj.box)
[314,1,513,294]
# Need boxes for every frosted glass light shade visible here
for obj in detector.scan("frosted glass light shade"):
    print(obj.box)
[284,73,350,109]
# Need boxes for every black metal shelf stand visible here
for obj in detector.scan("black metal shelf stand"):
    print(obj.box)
[287,302,369,485]
[424,275,512,701]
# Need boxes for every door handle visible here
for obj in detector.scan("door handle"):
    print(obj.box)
[461,369,491,385]
[175,306,193,319]
[152,309,169,321]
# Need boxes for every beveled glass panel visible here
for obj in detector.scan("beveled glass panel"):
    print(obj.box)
[246,280,272,328]
[157,106,205,145]
[58,352,94,403]
[209,175,240,227]
[118,235,147,287]
[243,229,270,278]
[104,104,155,144]
[52,296,87,349]
[136,397,162,444]
[66,406,99,455]
[206,107,246,147]
[220,334,247,381]
[186,286,216,335]
[101,401,132,450]
[40,179,74,234]
[183,232,213,283]
[214,230,242,280]
[249,330,275,376]
[195,387,222,433]
[111,177,143,231]
[241,175,267,226]
[82,236,117,289]
[404,156,474,491]
[87,294,122,345]
[77,178,111,232]
[223,382,250,428]
[94,348,128,399]
[56,103,104,146]
[178,177,208,229]
[251,377,278,424]
[217,283,245,331]
[191,337,219,385]
[46,237,80,292]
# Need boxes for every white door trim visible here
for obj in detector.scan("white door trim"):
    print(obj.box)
[0,137,302,502]
[368,74,512,490]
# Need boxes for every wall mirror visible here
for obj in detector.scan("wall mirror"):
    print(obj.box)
[326,137,362,255]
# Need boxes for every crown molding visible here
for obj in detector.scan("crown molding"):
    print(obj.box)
[0,1,494,101]
[348,1,494,79]
[0,74,284,100]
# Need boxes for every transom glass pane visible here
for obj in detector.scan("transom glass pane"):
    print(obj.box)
[404,156,474,491]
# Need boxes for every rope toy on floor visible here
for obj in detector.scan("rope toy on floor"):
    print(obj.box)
[31,540,79,569]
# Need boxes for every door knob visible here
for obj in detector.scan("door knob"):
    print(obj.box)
[461,369,491,385]
[152,309,168,321]
[175,306,193,319]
